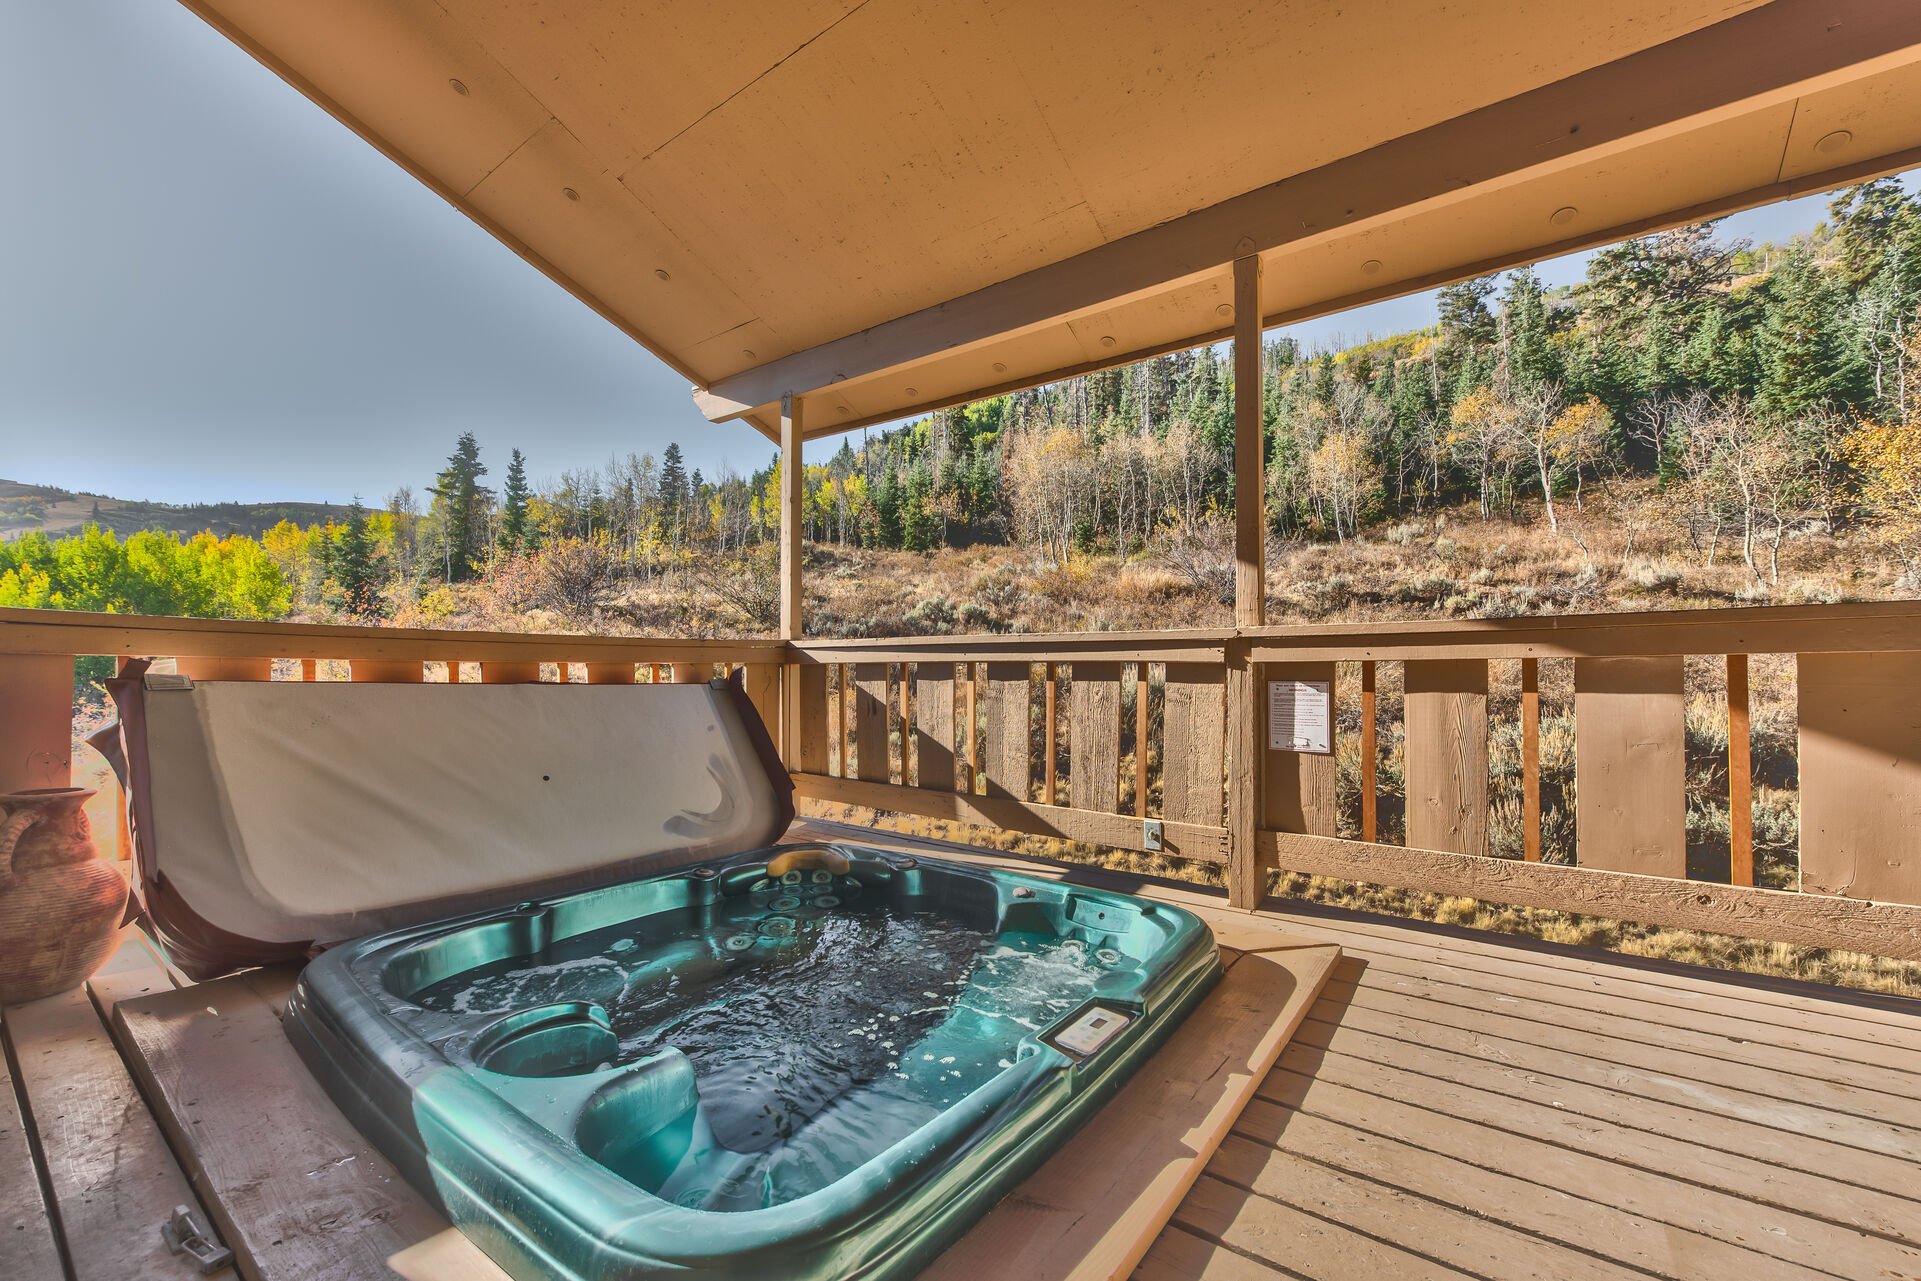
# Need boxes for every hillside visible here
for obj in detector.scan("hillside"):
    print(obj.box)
[0,478,354,542]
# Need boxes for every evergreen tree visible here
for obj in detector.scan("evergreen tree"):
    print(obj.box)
[327,496,382,618]
[1437,275,1498,347]
[427,432,490,582]
[1828,178,1918,287]
[1757,248,1866,420]
[659,443,688,527]
[1500,267,1559,392]
[500,449,531,550]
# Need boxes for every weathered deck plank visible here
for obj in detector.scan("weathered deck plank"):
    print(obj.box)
[3,980,207,1279]
[107,964,477,1280]
[0,1010,64,1281]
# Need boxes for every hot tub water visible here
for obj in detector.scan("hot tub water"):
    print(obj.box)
[407,868,1115,1210]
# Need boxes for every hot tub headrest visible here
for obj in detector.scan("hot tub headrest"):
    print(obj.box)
[98,666,792,978]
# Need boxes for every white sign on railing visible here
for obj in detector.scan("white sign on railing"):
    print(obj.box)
[1268,679,1332,754]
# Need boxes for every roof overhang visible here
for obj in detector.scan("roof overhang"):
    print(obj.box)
[179,0,1921,443]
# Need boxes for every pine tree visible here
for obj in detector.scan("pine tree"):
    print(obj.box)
[500,449,531,550]
[659,442,687,528]
[1500,267,1559,393]
[328,496,382,618]
[427,432,490,582]
[1437,276,1498,347]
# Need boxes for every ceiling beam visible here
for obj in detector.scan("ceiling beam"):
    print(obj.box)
[695,0,1921,425]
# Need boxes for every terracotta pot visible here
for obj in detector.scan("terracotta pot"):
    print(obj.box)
[0,788,128,1004]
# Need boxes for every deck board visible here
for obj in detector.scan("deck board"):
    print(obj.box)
[3,977,207,1280]
[0,1007,64,1281]
[106,964,480,1281]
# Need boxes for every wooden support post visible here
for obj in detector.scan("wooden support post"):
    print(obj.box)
[586,662,636,684]
[1361,660,1378,844]
[1232,255,1266,629]
[1521,657,1541,862]
[673,662,710,684]
[481,661,542,684]
[779,393,804,643]
[1227,253,1266,908]
[1727,653,1752,887]
[300,658,318,681]
[0,653,73,793]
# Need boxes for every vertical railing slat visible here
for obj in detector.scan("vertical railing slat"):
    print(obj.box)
[1521,657,1540,862]
[1403,659,1488,856]
[1162,662,1226,828]
[1261,660,1339,838]
[794,663,829,775]
[915,664,956,791]
[853,663,889,783]
[1070,660,1122,813]
[1135,664,1150,819]
[1797,651,1921,901]
[983,661,1032,801]
[1573,656,1686,876]
[837,664,851,778]
[899,664,913,787]
[1361,660,1378,843]
[1042,663,1058,806]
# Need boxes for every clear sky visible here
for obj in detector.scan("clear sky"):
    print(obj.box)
[0,1,1899,507]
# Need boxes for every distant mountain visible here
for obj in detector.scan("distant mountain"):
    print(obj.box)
[0,478,355,542]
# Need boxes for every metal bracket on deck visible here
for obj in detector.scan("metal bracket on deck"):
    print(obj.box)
[1142,818,1164,852]
[161,1205,233,1274]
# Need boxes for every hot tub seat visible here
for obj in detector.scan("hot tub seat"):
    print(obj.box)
[287,843,1220,1281]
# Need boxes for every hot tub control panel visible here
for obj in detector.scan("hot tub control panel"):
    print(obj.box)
[1049,1004,1134,1057]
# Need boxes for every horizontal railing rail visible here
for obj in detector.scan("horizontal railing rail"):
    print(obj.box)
[6,603,1921,961]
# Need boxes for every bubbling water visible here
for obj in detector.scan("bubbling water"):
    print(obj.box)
[407,875,1112,1209]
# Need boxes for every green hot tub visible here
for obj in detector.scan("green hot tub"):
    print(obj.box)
[287,844,1220,1281]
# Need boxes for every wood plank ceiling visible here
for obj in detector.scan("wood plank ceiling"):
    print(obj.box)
[178,0,1921,440]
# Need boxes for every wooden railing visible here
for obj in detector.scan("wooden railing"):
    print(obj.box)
[6,602,1921,960]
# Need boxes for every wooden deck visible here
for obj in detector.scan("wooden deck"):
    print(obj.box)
[5,825,1920,1280]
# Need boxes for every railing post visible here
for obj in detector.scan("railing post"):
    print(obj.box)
[1727,653,1752,886]
[1227,252,1266,908]
[778,392,805,766]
